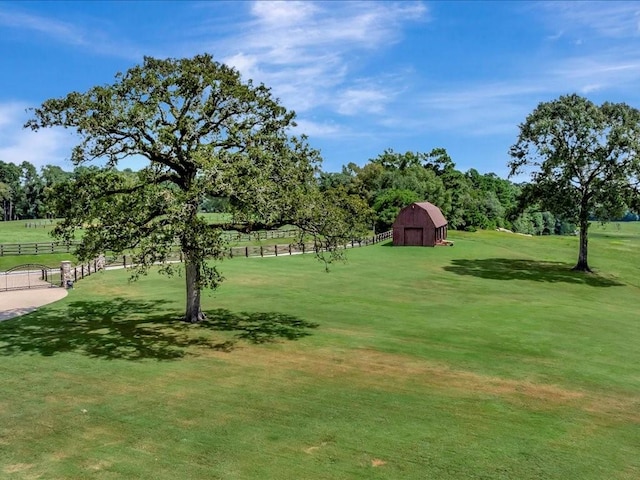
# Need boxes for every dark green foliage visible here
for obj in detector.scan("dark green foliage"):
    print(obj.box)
[510,94,640,271]
[325,147,523,233]
[294,186,372,270]
[372,188,419,232]
[0,161,72,220]
[199,196,230,213]
[26,54,367,322]
[0,160,22,220]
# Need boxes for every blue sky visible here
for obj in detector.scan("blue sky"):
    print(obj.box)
[2,1,640,178]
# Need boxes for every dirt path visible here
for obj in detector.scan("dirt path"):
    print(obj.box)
[0,288,68,322]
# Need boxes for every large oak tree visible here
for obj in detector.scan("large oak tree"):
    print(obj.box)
[27,55,366,322]
[509,94,640,271]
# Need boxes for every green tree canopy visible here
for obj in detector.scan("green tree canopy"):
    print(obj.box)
[0,161,21,221]
[509,94,640,271]
[27,54,365,322]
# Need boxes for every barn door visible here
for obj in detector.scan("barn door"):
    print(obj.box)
[404,228,423,245]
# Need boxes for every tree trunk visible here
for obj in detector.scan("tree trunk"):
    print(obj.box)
[184,256,206,323]
[573,217,591,272]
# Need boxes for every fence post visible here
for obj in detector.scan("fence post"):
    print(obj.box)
[289,244,292,255]
[246,246,249,257]
[60,261,72,287]
[275,245,278,256]
[260,245,263,257]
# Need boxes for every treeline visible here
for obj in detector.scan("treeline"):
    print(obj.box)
[319,149,579,235]
[0,161,134,221]
[0,161,72,220]
[2,151,636,233]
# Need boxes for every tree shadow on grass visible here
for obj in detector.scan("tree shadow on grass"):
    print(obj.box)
[202,309,319,345]
[0,298,318,361]
[443,258,624,287]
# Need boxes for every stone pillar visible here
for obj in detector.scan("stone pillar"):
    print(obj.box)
[60,261,72,287]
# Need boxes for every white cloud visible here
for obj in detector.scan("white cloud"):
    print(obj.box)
[580,84,603,94]
[335,88,391,116]
[0,9,85,44]
[0,102,75,169]
[214,1,427,115]
[415,82,544,136]
[0,6,142,59]
[537,1,640,39]
[0,102,26,128]
[223,53,261,80]
[292,118,341,138]
[550,54,640,92]
[0,2,430,170]
[250,1,319,26]
[0,128,74,169]
[412,35,640,138]
[243,0,426,52]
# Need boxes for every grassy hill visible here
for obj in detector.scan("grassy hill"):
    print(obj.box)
[0,224,638,478]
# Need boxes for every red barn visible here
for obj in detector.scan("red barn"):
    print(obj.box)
[392,202,448,246]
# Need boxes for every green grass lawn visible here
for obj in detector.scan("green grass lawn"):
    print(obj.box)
[0,216,299,271]
[0,219,60,244]
[0,214,283,245]
[0,225,638,478]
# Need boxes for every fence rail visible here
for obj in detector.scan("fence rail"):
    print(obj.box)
[103,231,393,265]
[0,231,393,291]
[0,229,301,256]
[0,241,78,256]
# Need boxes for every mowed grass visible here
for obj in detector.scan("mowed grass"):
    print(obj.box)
[0,219,60,244]
[0,213,265,244]
[0,224,639,479]
[0,216,296,271]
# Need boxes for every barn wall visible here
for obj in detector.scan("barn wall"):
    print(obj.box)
[394,206,433,246]
[392,202,448,247]
[393,227,403,245]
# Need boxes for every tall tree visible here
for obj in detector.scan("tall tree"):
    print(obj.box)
[361,150,450,231]
[26,54,354,322]
[509,94,640,271]
[0,161,21,221]
[423,148,474,229]
[40,165,72,218]
[17,161,44,219]
[0,182,10,213]
[371,149,425,171]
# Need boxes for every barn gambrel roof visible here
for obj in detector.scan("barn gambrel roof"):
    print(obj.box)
[395,202,448,228]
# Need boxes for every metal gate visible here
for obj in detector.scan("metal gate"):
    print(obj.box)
[0,264,60,291]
